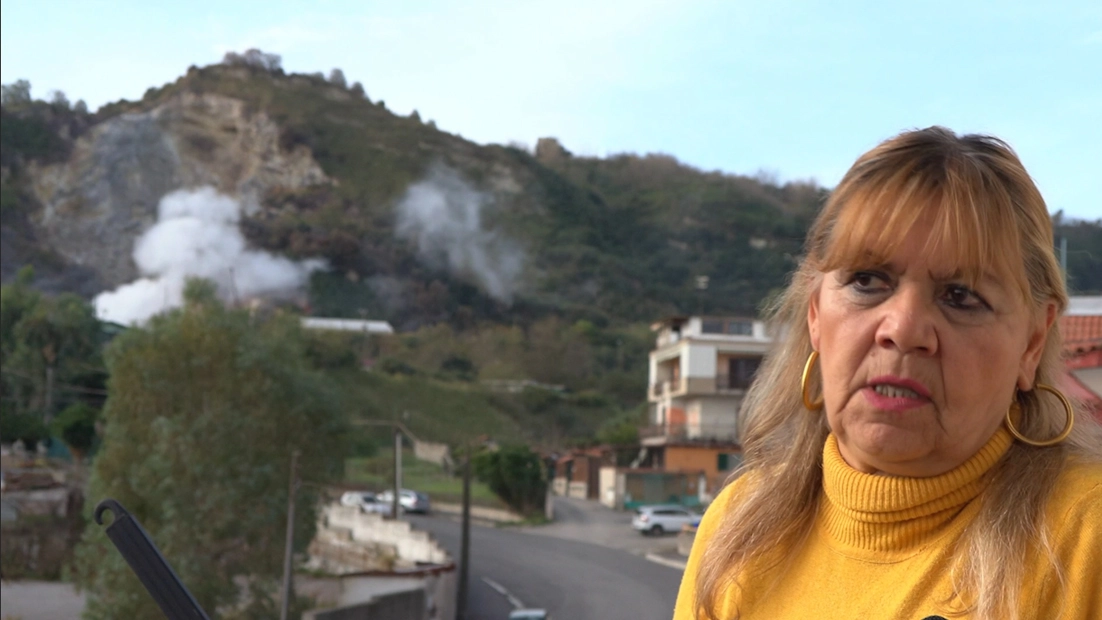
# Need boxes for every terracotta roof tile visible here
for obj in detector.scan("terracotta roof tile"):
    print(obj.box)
[1060,315,1102,354]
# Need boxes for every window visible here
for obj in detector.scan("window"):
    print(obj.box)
[728,357,761,389]
[702,318,753,335]
[725,320,753,335]
[701,319,724,334]
[717,453,743,471]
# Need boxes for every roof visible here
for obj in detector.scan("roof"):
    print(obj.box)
[1061,314,1102,355]
[300,317,394,334]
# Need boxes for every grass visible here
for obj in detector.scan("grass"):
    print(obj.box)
[332,369,531,446]
[344,447,507,509]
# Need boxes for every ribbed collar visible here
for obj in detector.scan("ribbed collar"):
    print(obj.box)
[819,428,1013,558]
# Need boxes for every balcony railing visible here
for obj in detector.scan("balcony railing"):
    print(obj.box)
[650,375,755,398]
[715,375,753,392]
[639,424,738,443]
[639,424,687,440]
[650,379,686,398]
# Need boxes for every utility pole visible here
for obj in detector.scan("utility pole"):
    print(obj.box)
[392,428,402,519]
[456,447,472,620]
[279,450,300,620]
[43,365,56,425]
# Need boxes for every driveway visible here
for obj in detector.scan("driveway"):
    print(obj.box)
[521,495,684,558]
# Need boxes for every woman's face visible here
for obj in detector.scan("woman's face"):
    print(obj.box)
[807,217,1055,477]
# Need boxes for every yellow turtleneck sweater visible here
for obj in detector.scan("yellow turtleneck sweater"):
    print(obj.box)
[673,428,1102,619]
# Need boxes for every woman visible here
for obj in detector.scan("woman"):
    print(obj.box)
[674,127,1102,620]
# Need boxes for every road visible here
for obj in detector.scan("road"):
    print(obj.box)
[409,496,685,620]
[0,497,685,620]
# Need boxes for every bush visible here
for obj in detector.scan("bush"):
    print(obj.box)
[377,356,417,376]
[50,402,98,461]
[472,444,547,516]
[0,412,50,447]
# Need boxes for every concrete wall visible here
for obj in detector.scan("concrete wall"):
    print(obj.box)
[323,505,450,565]
[304,588,424,620]
[304,504,457,620]
[567,481,588,499]
[551,476,568,496]
[694,396,740,440]
[598,466,617,508]
[684,344,716,378]
[413,440,453,471]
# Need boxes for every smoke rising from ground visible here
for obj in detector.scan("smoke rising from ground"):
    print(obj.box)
[94,187,324,325]
[395,164,524,303]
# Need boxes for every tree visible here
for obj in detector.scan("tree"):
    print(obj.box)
[49,90,70,110]
[1,268,103,428]
[50,401,99,462]
[222,49,282,72]
[328,68,347,88]
[472,444,547,516]
[1,79,31,106]
[72,290,347,619]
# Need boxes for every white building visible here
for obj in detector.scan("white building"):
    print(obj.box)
[646,316,773,442]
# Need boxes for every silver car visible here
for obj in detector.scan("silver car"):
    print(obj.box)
[631,505,699,536]
[377,489,431,514]
[339,491,394,516]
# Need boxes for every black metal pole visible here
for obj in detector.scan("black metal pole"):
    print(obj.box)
[393,428,402,519]
[279,450,299,620]
[456,452,472,620]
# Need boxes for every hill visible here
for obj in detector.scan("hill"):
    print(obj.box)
[2,56,1100,450]
[1,58,833,329]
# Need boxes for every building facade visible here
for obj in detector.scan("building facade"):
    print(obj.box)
[637,316,773,501]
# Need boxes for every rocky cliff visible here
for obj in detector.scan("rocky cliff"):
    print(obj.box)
[28,92,329,289]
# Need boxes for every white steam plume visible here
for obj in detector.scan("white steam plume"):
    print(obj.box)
[395,164,524,303]
[94,186,324,325]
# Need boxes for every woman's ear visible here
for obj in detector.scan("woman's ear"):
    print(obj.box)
[1017,301,1057,391]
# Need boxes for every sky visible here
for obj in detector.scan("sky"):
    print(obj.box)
[3,0,1100,221]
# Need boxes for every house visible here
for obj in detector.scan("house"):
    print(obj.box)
[613,316,773,505]
[1061,296,1102,423]
[551,448,613,500]
[646,316,772,440]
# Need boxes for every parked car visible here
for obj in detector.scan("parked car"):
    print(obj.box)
[339,491,394,516]
[377,489,431,514]
[508,609,549,620]
[631,504,699,536]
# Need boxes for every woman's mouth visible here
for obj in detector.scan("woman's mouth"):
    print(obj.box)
[872,384,921,399]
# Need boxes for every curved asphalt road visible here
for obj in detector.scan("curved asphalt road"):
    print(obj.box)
[410,510,683,620]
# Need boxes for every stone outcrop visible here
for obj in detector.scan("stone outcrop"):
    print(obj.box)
[28,92,329,287]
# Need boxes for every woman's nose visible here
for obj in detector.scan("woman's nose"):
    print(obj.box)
[874,285,939,355]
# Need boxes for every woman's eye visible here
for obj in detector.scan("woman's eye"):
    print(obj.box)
[847,271,888,292]
[942,285,990,311]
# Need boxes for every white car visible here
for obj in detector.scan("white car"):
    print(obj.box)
[631,505,700,536]
[339,491,394,516]
[377,489,431,514]
[508,609,549,620]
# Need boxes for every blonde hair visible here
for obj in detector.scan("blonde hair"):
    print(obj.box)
[695,126,1102,620]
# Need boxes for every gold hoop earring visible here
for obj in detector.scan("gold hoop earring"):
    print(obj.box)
[801,351,823,411]
[1005,383,1074,447]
